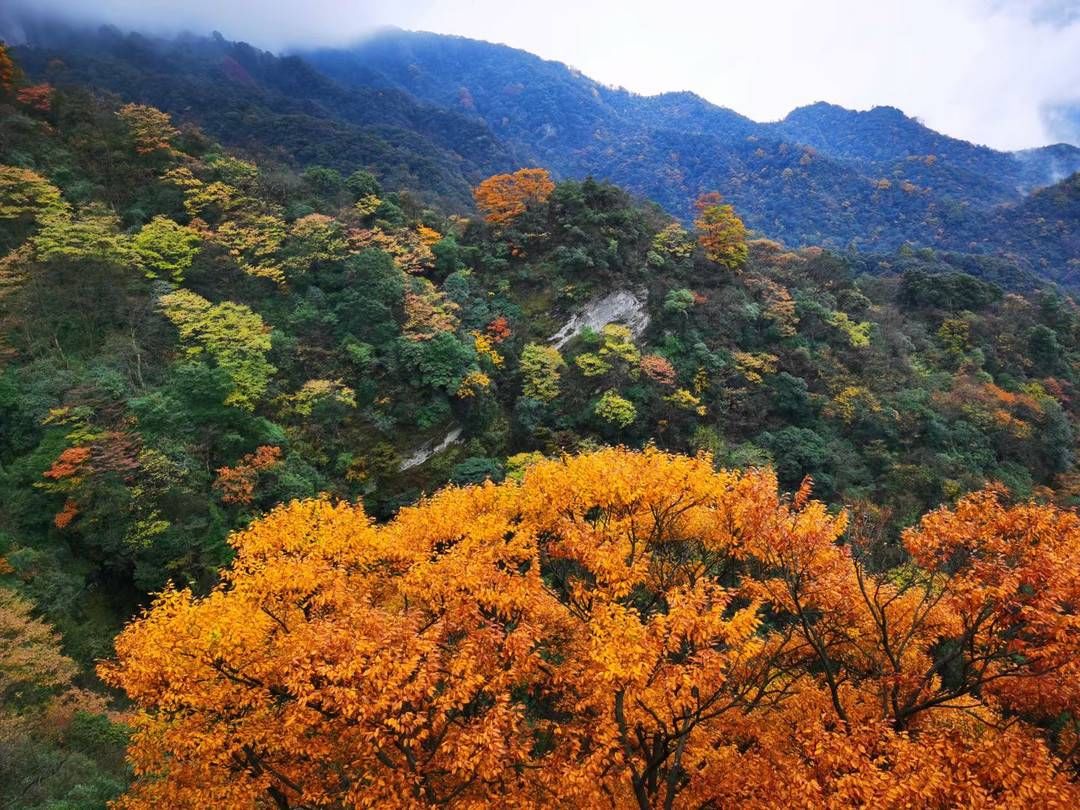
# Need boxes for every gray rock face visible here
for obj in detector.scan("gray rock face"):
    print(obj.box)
[549,289,649,349]
[398,426,463,471]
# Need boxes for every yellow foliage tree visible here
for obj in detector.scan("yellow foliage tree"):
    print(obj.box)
[694,192,748,270]
[116,103,179,155]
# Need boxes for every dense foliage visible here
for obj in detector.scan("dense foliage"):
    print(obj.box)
[1,39,1080,807]
[105,449,1080,808]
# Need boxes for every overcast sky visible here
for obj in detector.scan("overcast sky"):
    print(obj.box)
[10,0,1080,150]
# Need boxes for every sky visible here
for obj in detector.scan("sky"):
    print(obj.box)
[8,0,1080,150]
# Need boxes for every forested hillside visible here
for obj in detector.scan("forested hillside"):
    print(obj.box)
[2,28,1080,810]
[303,29,1080,273]
[7,21,1080,284]
[9,22,522,210]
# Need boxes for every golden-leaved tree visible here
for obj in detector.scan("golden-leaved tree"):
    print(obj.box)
[694,192,748,271]
[473,168,555,225]
[102,449,1080,808]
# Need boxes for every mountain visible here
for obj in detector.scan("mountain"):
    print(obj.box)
[300,30,1079,280]
[769,102,1075,194]
[5,19,1080,808]
[9,23,522,209]
[7,21,1080,284]
[304,30,1080,202]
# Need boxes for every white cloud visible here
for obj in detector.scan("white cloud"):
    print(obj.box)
[11,0,1080,149]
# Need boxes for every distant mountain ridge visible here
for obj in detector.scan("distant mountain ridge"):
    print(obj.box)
[9,22,524,209]
[299,29,1080,279]
[304,28,1078,204]
[7,20,1080,284]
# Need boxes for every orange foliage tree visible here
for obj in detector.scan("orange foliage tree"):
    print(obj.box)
[16,83,54,113]
[694,192,748,271]
[486,314,512,343]
[639,353,677,386]
[102,449,1080,808]
[213,445,283,506]
[473,168,555,225]
[0,44,18,96]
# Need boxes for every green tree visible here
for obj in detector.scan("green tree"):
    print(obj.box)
[345,169,381,200]
[520,343,565,402]
[594,389,636,428]
[397,332,475,393]
[159,289,275,410]
[664,288,696,315]
[133,216,201,283]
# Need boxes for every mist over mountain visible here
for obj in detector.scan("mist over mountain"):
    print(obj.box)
[9,0,1080,150]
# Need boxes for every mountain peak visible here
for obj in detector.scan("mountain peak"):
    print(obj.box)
[782,101,914,125]
[867,104,910,120]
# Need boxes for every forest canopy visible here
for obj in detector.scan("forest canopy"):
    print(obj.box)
[103,448,1080,809]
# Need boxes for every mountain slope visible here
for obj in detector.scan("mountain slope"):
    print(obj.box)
[312,30,1080,208]
[771,102,1078,199]
[8,21,1080,284]
[11,23,521,208]
[300,28,1080,276]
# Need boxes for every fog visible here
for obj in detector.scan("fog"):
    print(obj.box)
[6,0,1079,150]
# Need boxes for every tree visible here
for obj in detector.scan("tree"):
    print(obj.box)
[404,277,460,340]
[285,379,357,417]
[16,83,54,113]
[828,310,872,348]
[31,206,135,267]
[213,446,282,506]
[159,289,275,410]
[0,587,77,700]
[283,214,347,280]
[0,166,66,222]
[101,449,1080,808]
[519,343,565,402]
[473,168,555,225]
[647,222,694,268]
[694,192,748,270]
[663,288,696,315]
[301,166,344,199]
[594,389,637,428]
[575,325,640,380]
[640,354,676,386]
[345,169,381,201]
[397,331,475,394]
[0,585,126,807]
[0,44,17,96]
[116,103,179,155]
[133,216,201,283]
[214,214,287,285]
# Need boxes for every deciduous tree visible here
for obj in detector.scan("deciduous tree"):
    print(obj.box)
[159,289,275,410]
[102,449,1080,808]
[117,103,179,155]
[694,192,748,271]
[15,83,54,113]
[133,216,201,283]
[0,44,20,96]
[519,342,565,402]
[0,166,66,222]
[473,168,555,225]
[594,388,637,428]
